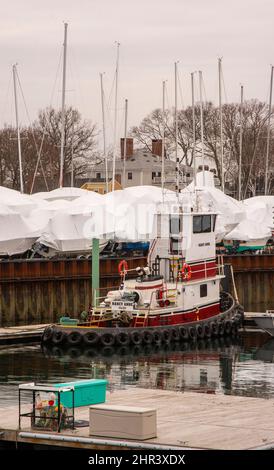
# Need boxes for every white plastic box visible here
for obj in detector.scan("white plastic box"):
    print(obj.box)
[89,404,157,440]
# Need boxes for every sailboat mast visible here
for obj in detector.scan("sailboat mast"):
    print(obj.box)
[71,124,74,188]
[112,42,120,192]
[191,72,197,188]
[12,64,24,194]
[199,70,205,186]
[100,72,108,193]
[161,80,166,195]
[59,22,68,188]
[175,61,179,194]
[218,58,224,192]
[265,65,274,195]
[123,98,128,188]
[238,85,244,201]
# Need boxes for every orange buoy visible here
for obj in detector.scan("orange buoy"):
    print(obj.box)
[118,259,129,276]
[181,263,192,281]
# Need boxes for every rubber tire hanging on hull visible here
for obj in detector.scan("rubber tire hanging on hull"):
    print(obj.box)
[196,325,204,339]
[100,332,115,347]
[52,330,66,345]
[152,330,162,345]
[188,326,196,341]
[67,331,82,346]
[130,331,142,345]
[83,331,99,346]
[179,326,189,341]
[170,328,180,342]
[116,331,130,346]
[210,322,218,336]
[142,330,153,345]
[204,324,212,338]
[162,329,171,343]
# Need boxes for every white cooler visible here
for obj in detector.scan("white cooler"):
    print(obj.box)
[89,404,157,440]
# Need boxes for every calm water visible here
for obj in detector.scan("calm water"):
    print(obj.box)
[1,332,274,406]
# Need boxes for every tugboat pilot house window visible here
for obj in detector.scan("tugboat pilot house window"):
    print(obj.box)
[169,215,182,255]
[193,215,212,234]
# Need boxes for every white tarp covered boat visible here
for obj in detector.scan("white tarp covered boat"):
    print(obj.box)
[0,203,37,255]
[224,197,272,252]
[32,187,92,202]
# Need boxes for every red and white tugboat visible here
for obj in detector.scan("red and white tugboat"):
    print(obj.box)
[42,206,244,348]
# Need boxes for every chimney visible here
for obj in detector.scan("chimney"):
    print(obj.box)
[120,138,133,159]
[151,139,162,157]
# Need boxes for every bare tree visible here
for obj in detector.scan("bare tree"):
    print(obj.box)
[131,108,193,164]
[33,106,99,190]
[0,107,99,192]
[131,100,274,197]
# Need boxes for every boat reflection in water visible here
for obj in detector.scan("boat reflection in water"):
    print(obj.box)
[2,333,273,406]
[254,338,274,363]
[41,337,242,395]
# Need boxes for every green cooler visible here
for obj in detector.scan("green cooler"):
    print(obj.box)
[54,379,107,408]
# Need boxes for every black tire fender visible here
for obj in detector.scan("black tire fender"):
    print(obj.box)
[196,324,204,339]
[130,330,142,345]
[142,330,153,345]
[152,330,162,345]
[204,323,212,338]
[116,331,130,346]
[210,322,218,336]
[100,332,115,347]
[67,331,82,346]
[162,329,171,343]
[42,326,53,343]
[179,326,189,341]
[83,331,99,346]
[170,328,180,342]
[188,326,196,340]
[52,329,66,345]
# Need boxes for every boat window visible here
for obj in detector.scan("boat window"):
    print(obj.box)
[202,215,211,233]
[200,284,207,297]
[212,215,217,232]
[193,215,211,233]
[169,215,181,235]
[170,238,181,255]
[193,215,202,233]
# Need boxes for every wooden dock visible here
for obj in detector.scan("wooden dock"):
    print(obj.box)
[1,388,274,450]
[0,324,48,346]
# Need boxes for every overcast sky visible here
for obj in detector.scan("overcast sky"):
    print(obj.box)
[0,0,273,148]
